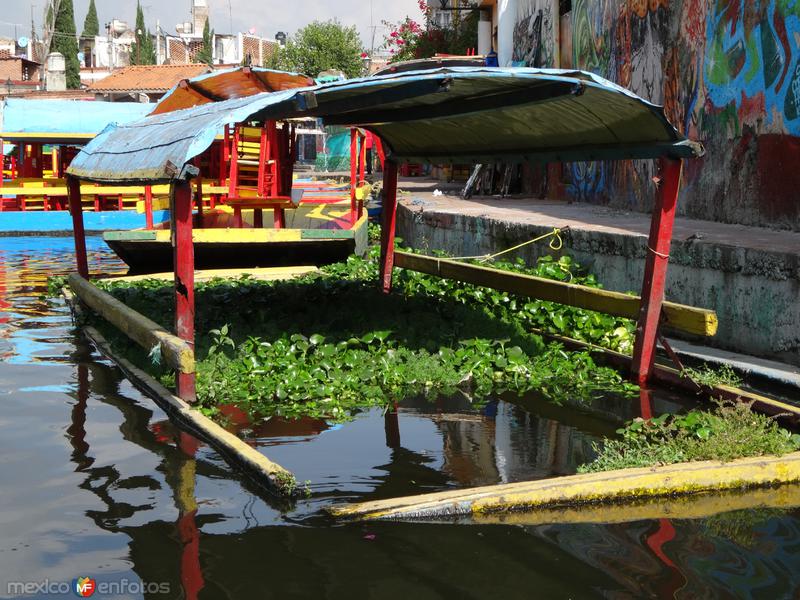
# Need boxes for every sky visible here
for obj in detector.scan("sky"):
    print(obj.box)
[0,0,423,52]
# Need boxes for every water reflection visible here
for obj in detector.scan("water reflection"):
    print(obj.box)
[2,236,800,599]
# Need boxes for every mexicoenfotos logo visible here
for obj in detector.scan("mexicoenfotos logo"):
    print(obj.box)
[6,576,170,596]
[73,576,96,597]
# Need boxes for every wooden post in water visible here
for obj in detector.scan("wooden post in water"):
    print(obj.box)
[67,175,89,279]
[171,180,196,403]
[379,160,398,294]
[632,158,682,385]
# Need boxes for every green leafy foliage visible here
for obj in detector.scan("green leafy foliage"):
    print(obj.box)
[94,249,637,422]
[81,0,99,38]
[195,18,214,66]
[682,363,743,388]
[130,1,156,65]
[383,2,479,63]
[580,400,800,473]
[265,20,364,78]
[51,0,81,89]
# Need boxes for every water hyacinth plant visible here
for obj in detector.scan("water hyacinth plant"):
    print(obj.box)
[92,248,638,421]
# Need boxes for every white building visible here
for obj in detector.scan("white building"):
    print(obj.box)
[155,0,278,66]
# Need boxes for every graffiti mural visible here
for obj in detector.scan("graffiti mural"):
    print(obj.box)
[547,0,800,229]
[513,0,559,68]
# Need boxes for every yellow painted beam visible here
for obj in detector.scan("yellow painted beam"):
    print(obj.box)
[394,252,718,337]
[147,229,305,243]
[328,451,800,521]
[65,299,298,498]
[68,273,194,374]
[469,483,800,527]
[109,265,319,284]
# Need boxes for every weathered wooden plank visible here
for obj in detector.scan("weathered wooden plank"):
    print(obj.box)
[394,251,718,337]
[328,452,800,521]
[68,273,194,374]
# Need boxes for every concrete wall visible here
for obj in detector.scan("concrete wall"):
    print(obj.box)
[498,0,800,231]
[397,203,800,366]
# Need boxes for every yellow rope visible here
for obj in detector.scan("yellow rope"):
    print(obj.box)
[451,227,566,262]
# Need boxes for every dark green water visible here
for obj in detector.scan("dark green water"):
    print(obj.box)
[2,237,800,599]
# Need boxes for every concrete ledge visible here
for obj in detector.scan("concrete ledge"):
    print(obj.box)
[328,452,800,521]
[63,287,299,498]
[397,194,800,365]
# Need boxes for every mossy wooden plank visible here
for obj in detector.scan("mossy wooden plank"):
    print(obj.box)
[328,451,800,521]
[394,252,718,337]
[68,273,194,374]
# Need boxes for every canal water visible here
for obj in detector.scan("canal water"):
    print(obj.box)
[2,236,800,599]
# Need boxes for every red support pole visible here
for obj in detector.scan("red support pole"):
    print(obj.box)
[171,180,196,403]
[349,128,358,222]
[379,160,398,294]
[631,158,682,385]
[67,175,89,279]
[144,185,154,229]
[194,177,204,228]
[358,131,367,183]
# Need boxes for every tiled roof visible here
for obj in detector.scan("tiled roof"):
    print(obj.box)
[88,64,211,93]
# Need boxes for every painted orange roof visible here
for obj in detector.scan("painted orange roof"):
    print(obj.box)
[89,64,211,93]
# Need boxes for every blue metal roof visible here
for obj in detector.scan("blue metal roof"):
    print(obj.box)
[0,99,152,142]
[68,67,704,184]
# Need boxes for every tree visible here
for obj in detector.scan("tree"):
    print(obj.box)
[195,18,214,66]
[383,0,478,63]
[266,20,364,79]
[81,0,99,38]
[51,0,81,88]
[130,1,156,65]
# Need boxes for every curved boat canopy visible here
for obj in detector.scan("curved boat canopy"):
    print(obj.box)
[150,66,314,116]
[68,67,704,184]
[0,98,151,145]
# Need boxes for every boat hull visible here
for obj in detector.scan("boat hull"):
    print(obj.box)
[104,217,368,274]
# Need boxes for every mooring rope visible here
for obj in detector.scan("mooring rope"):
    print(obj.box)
[450,227,567,263]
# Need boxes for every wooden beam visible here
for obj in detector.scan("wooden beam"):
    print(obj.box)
[328,451,800,521]
[171,180,197,403]
[67,273,194,374]
[67,175,89,279]
[380,161,399,293]
[349,128,358,223]
[393,251,717,337]
[632,158,682,384]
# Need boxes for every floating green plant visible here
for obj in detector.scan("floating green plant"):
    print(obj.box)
[90,248,639,421]
[579,400,800,473]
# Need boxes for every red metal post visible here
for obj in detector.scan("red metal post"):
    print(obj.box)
[358,131,367,183]
[171,180,196,403]
[631,158,683,385]
[144,185,154,229]
[349,128,358,222]
[67,176,89,279]
[379,160,398,294]
[194,177,204,228]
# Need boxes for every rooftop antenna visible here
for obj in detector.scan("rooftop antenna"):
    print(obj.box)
[228,0,233,35]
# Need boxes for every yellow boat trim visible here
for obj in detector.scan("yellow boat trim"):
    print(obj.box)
[109,265,319,283]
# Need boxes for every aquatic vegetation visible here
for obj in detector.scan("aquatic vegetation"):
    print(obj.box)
[580,401,800,473]
[682,363,743,388]
[91,248,638,420]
